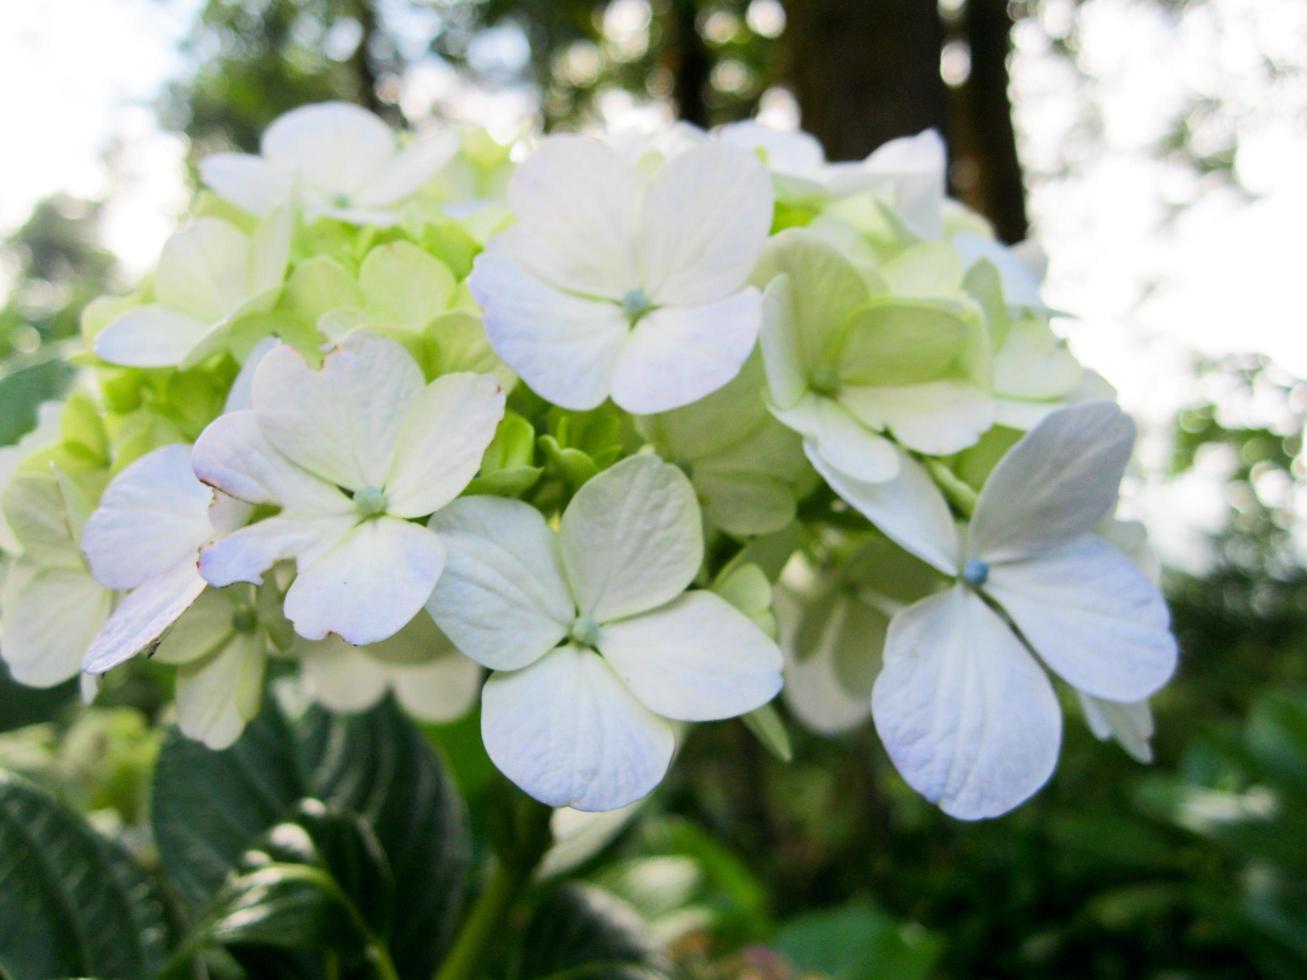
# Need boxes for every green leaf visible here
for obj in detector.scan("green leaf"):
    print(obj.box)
[510,883,673,979]
[0,771,170,979]
[0,661,76,733]
[0,360,72,447]
[167,803,396,976]
[771,902,941,980]
[152,694,469,977]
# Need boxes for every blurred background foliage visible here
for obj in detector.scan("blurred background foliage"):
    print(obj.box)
[1,0,1305,977]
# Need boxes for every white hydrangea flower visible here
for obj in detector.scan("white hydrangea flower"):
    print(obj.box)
[81,443,247,674]
[95,211,290,369]
[425,455,783,811]
[817,402,1177,819]
[467,135,774,413]
[292,610,480,723]
[757,229,993,484]
[0,401,63,556]
[192,330,505,645]
[637,354,810,537]
[1,470,112,686]
[199,102,458,225]
[150,586,270,749]
[720,122,946,235]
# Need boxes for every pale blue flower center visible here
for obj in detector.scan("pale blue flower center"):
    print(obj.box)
[331,192,351,208]
[809,364,840,396]
[231,607,258,633]
[353,485,388,517]
[569,615,601,647]
[620,288,653,320]
[961,558,989,588]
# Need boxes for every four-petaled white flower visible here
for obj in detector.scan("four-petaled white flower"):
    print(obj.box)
[425,455,784,811]
[468,134,774,414]
[817,401,1177,819]
[1,469,111,687]
[200,102,457,226]
[192,330,505,645]
[758,229,993,484]
[95,212,290,369]
[81,443,247,675]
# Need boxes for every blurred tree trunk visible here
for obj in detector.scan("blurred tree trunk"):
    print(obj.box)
[959,0,1028,242]
[781,0,1028,243]
[780,0,949,160]
[669,0,710,127]
[348,0,385,116]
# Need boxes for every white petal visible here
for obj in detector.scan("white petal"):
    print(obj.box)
[469,254,628,411]
[224,337,279,413]
[252,332,425,490]
[481,644,675,811]
[986,534,1177,702]
[806,445,960,575]
[192,410,349,513]
[872,587,1062,820]
[426,497,572,671]
[993,318,1081,400]
[1078,693,1154,764]
[774,396,899,484]
[153,588,237,666]
[0,562,111,687]
[389,649,482,723]
[155,218,254,322]
[199,514,355,587]
[284,517,445,645]
[94,306,212,368]
[598,591,782,721]
[609,290,760,414]
[174,634,265,750]
[560,456,703,623]
[199,153,294,216]
[83,562,208,674]
[261,101,395,194]
[847,130,947,239]
[297,635,390,713]
[717,121,825,179]
[385,373,505,518]
[775,585,879,737]
[353,130,459,206]
[504,134,640,297]
[758,275,809,408]
[839,381,995,456]
[636,143,773,305]
[953,233,1044,308]
[970,401,1134,561]
[82,444,214,590]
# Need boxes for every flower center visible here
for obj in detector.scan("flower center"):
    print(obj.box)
[619,288,654,321]
[231,606,259,633]
[809,364,840,396]
[331,192,351,208]
[961,558,989,588]
[569,615,601,648]
[353,485,388,518]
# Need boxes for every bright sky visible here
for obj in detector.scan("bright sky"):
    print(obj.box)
[1,0,1301,568]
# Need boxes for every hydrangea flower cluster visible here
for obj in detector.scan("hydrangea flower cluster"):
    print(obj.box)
[0,102,1177,817]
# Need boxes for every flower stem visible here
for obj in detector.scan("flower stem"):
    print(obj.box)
[433,800,553,980]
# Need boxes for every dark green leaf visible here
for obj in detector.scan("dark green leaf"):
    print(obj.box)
[0,359,72,446]
[0,771,169,979]
[153,694,468,977]
[772,902,941,980]
[0,660,76,733]
[510,883,673,980]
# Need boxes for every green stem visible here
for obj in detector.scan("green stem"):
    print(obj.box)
[434,803,553,980]
[367,939,400,980]
[925,459,979,518]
